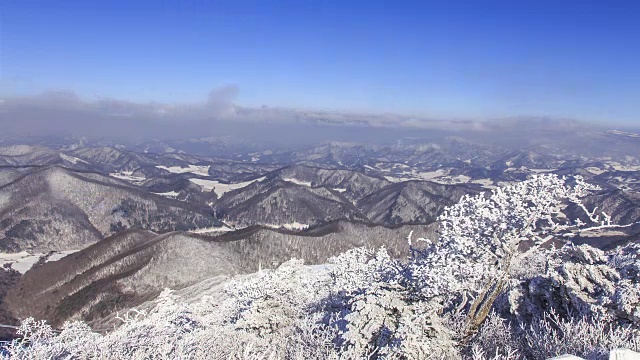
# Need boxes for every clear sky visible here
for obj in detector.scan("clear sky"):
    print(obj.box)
[0,0,638,124]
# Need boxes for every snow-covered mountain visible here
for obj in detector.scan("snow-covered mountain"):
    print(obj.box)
[0,166,222,253]
[0,130,639,350]
[4,221,436,328]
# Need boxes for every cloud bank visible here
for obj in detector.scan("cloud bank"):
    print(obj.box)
[0,86,604,144]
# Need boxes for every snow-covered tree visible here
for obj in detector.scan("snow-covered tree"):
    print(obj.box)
[3,174,639,359]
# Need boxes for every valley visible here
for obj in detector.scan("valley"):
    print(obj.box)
[0,128,639,337]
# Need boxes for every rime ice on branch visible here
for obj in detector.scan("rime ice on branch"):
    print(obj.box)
[3,175,639,359]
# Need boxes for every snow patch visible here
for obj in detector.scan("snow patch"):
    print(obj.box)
[153,191,180,198]
[586,167,606,175]
[188,178,218,191]
[264,222,310,231]
[0,250,79,274]
[471,178,496,188]
[156,165,210,176]
[110,171,146,183]
[384,169,474,185]
[384,176,414,183]
[608,129,640,138]
[610,162,640,172]
[60,153,89,165]
[283,178,313,187]
[189,226,233,234]
[204,177,265,197]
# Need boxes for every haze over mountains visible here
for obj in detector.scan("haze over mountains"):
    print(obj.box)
[0,121,639,335]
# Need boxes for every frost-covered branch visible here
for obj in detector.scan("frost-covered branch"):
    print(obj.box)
[3,174,638,359]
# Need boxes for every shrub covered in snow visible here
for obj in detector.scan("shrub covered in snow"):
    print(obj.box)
[2,174,639,359]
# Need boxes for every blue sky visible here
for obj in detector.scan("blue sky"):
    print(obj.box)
[1,0,638,124]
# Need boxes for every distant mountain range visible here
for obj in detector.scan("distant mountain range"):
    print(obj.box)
[0,166,220,253]
[0,129,639,335]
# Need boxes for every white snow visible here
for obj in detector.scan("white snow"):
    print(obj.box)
[610,162,640,172]
[415,169,448,180]
[608,129,640,138]
[46,250,78,262]
[4,175,640,359]
[586,167,606,175]
[283,178,313,187]
[384,175,414,183]
[156,164,210,176]
[110,171,146,183]
[416,173,472,184]
[284,222,309,230]
[384,169,474,185]
[471,178,496,188]
[265,222,309,231]
[189,178,218,191]
[60,153,89,165]
[0,250,78,274]
[0,251,41,273]
[551,349,640,360]
[153,191,180,198]
[393,163,411,169]
[189,226,234,234]
[200,177,265,197]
